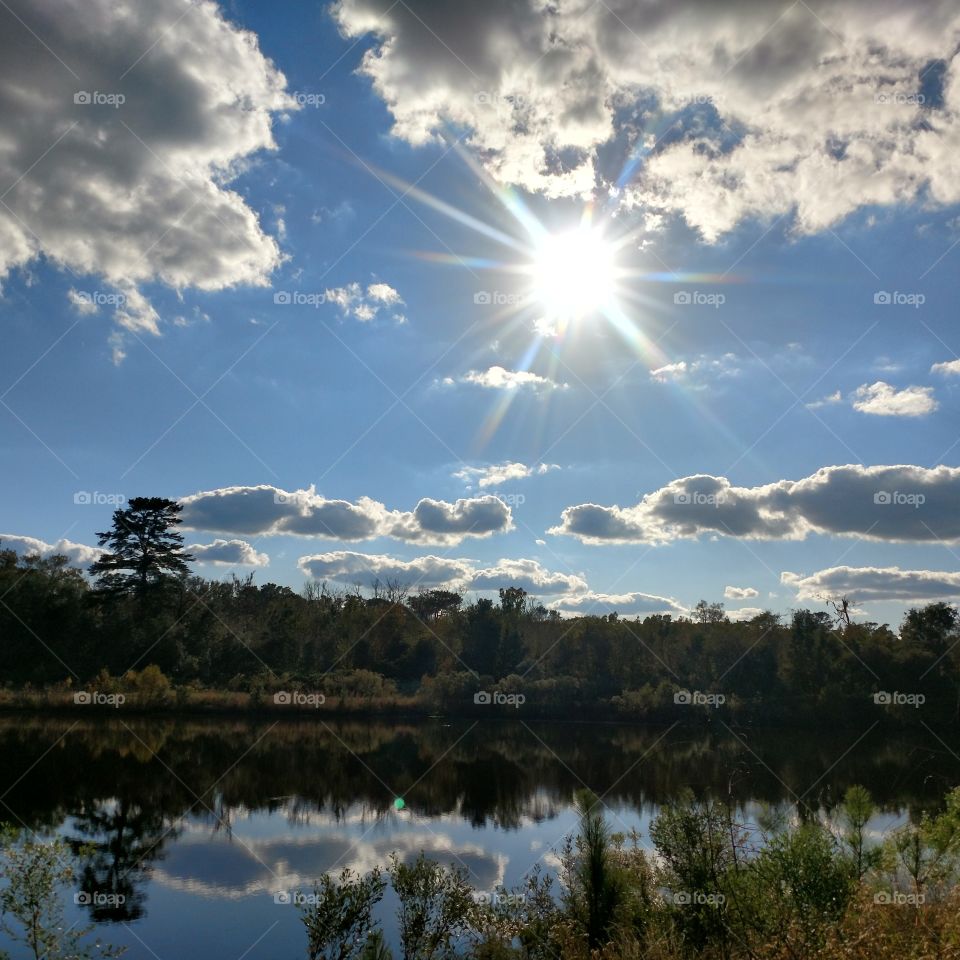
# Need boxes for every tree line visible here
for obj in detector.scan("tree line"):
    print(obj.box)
[1,497,958,724]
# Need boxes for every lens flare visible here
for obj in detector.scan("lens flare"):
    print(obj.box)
[530,225,617,321]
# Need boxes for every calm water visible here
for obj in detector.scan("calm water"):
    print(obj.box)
[1,715,958,959]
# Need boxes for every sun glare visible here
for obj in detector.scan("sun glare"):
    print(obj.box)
[530,225,617,321]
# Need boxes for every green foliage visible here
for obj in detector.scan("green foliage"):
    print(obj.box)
[388,853,475,960]
[839,784,881,879]
[565,790,624,948]
[883,785,960,898]
[2,521,960,727]
[292,783,960,960]
[0,826,122,960]
[300,867,387,960]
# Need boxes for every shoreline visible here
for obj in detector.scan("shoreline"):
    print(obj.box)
[0,691,952,730]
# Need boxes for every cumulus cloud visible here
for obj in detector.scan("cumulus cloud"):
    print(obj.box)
[551,464,960,544]
[467,558,586,595]
[324,281,405,322]
[188,539,269,567]
[0,0,292,348]
[726,607,766,621]
[461,366,561,390]
[724,585,758,600]
[389,497,515,544]
[0,534,100,568]
[179,485,512,546]
[931,359,960,376]
[554,591,686,617]
[453,461,559,488]
[332,0,960,237]
[297,551,585,595]
[782,566,960,602]
[852,382,938,417]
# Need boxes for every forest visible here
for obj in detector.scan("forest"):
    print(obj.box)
[1,498,957,725]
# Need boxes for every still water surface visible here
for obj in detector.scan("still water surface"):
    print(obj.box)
[1,716,957,958]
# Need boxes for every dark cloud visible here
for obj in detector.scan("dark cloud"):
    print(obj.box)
[181,486,513,546]
[782,566,960,602]
[551,465,960,544]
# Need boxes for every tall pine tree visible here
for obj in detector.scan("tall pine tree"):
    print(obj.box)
[90,497,193,597]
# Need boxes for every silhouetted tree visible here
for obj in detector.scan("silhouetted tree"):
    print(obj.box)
[90,497,193,597]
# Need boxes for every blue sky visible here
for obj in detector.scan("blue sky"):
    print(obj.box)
[2,0,960,626]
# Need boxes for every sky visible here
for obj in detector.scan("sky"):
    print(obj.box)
[1,0,960,627]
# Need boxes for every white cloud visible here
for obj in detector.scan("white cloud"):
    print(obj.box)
[188,539,269,567]
[332,0,960,237]
[649,354,740,385]
[462,366,561,390]
[467,558,586,595]
[724,585,758,600]
[453,461,559,488]
[650,361,687,382]
[324,281,405,322]
[180,485,513,546]
[366,282,403,305]
[782,566,960,602]
[0,0,293,349]
[931,359,960,376]
[852,381,938,417]
[551,464,960,544]
[67,288,98,316]
[806,390,843,410]
[0,534,100,568]
[726,606,766,621]
[297,551,585,595]
[554,590,686,617]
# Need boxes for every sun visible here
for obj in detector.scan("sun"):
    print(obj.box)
[530,224,617,322]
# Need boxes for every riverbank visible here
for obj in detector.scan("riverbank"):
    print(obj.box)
[0,679,955,728]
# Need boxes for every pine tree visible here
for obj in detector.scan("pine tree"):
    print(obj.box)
[89,497,193,597]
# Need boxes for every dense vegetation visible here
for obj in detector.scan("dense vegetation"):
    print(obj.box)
[1,497,958,724]
[292,783,960,960]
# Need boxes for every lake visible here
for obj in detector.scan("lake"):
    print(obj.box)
[1,715,958,958]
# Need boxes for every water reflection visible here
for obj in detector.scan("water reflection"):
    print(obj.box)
[1,715,957,951]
